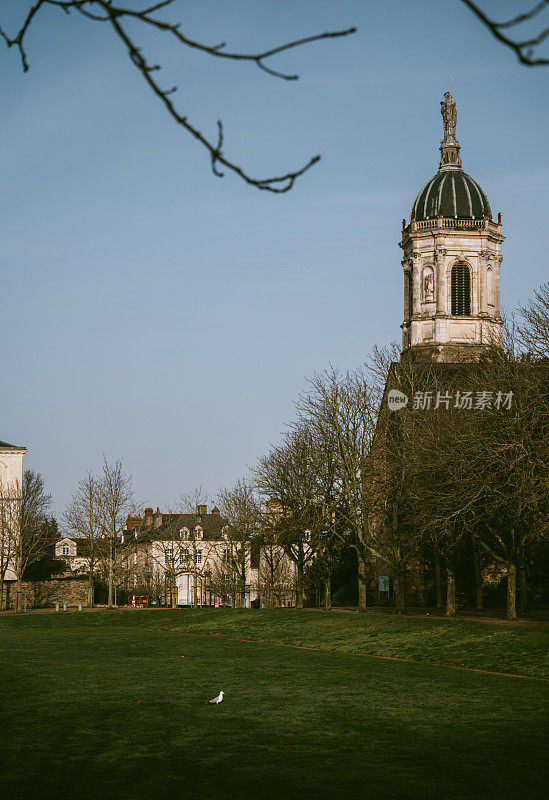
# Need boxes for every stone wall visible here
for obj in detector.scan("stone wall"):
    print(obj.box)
[2,578,90,609]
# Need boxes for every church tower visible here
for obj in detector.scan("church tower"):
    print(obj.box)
[400,93,504,362]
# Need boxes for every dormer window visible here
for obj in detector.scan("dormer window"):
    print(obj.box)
[195,527,203,540]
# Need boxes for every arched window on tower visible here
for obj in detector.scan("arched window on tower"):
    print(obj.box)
[451,263,471,315]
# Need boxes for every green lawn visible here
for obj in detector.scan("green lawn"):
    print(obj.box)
[1,610,547,800]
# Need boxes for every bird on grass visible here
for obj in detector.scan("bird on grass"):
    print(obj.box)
[209,691,224,705]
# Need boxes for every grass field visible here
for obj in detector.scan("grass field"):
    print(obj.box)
[1,609,547,800]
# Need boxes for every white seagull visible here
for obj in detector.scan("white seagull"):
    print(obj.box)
[209,691,224,705]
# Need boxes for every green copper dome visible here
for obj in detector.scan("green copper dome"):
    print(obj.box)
[412,170,491,221]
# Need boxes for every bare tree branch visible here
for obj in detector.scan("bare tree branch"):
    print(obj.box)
[461,0,549,65]
[0,1,356,192]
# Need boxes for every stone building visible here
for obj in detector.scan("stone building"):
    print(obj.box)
[55,505,298,607]
[0,439,27,593]
[401,91,504,362]
[120,505,297,607]
[370,92,510,610]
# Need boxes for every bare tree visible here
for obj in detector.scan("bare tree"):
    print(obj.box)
[14,470,52,611]
[0,478,20,609]
[461,1,549,66]
[297,367,382,612]
[516,281,549,358]
[255,530,294,609]
[255,427,324,608]
[1,1,355,192]
[406,334,548,620]
[216,479,261,608]
[94,457,134,607]
[63,470,103,606]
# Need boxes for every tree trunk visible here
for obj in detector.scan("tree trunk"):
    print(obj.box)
[16,540,23,612]
[295,562,304,609]
[16,575,23,613]
[434,547,443,610]
[519,552,528,614]
[324,574,331,612]
[171,574,178,608]
[445,562,456,617]
[472,536,483,610]
[107,537,114,608]
[417,559,425,607]
[356,551,367,612]
[395,570,406,615]
[88,574,94,608]
[507,561,517,621]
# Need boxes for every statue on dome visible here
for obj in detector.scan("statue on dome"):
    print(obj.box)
[441,92,457,141]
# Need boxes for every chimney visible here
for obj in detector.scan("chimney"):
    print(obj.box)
[154,507,163,527]
[211,506,220,517]
[197,504,207,517]
[144,507,154,526]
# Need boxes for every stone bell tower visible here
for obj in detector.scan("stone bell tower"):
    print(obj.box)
[400,92,504,362]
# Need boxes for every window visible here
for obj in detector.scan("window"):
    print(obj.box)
[165,548,173,564]
[62,544,70,556]
[196,550,203,565]
[180,548,189,564]
[451,264,471,315]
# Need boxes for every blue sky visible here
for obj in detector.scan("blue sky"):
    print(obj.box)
[1,0,547,516]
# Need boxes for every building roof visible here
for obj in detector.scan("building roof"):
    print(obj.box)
[124,512,229,544]
[56,537,108,558]
[0,440,27,452]
[412,170,491,222]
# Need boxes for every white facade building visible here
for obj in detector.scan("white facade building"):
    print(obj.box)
[0,440,27,582]
[56,505,299,607]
